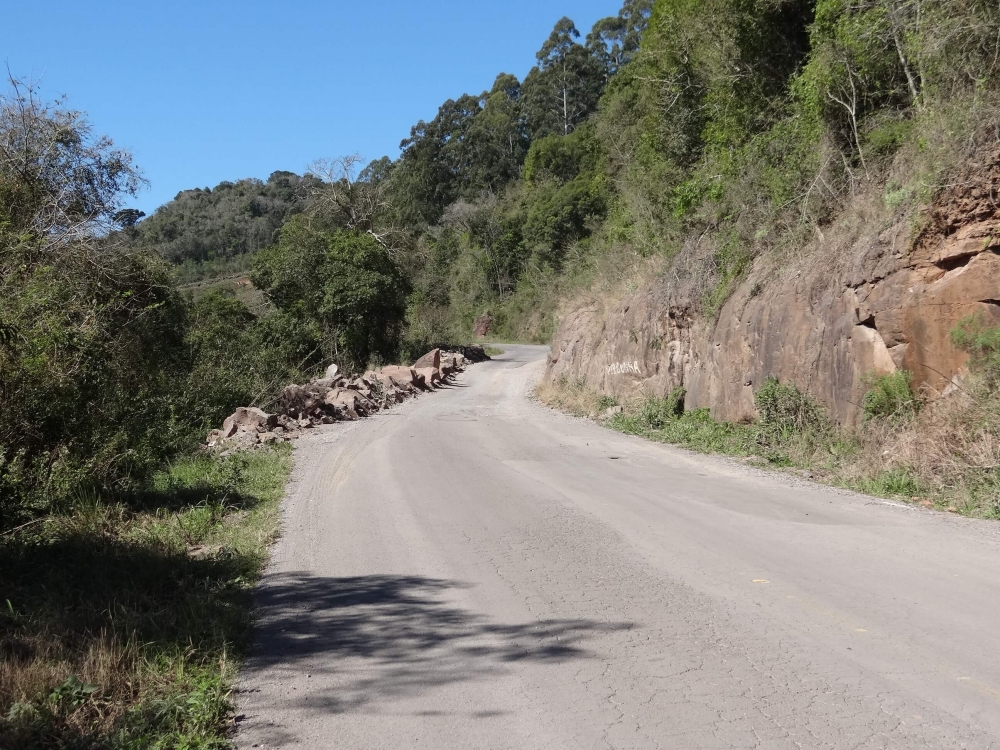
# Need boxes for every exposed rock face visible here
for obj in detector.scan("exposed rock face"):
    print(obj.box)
[474,313,492,338]
[546,161,1000,425]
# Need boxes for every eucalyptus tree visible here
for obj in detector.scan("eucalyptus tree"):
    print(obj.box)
[522,17,606,139]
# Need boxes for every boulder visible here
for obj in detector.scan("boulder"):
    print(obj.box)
[277,385,322,419]
[414,348,441,370]
[440,353,463,377]
[348,377,373,397]
[462,344,489,362]
[385,386,406,404]
[415,366,441,388]
[223,407,278,435]
[378,365,420,390]
[224,430,259,449]
[410,370,428,390]
[325,363,340,380]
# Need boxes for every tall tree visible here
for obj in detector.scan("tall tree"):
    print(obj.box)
[522,17,606,139]
[390,94,484,226]
[461,73,530,195]
[587,0,655,78]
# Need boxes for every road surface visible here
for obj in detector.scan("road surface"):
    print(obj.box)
[237,344,1000,749]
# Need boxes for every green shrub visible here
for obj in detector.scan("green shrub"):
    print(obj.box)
[856,468,922,498]
[862,370,920,421]
[252,217,410,370]
[754,377,826,435]
[597,395,619,411]
[638,387,686,429]
[951,313,1000,386]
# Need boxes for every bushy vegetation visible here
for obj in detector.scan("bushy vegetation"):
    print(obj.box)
[0,78,416,525]
[862,371,920,421]
[360,0,1000,340]
[0,446,292,748]
[138,171,321,283]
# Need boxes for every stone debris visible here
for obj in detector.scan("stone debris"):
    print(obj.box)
[204,345,490,450]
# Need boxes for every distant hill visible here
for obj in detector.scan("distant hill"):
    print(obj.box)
[140,170,322,282]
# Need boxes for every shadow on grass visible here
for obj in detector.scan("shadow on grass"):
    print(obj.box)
[1,529,258,748]
[0,531,255,666]
[238,573,633,744]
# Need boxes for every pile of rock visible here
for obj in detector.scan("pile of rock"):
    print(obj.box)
[205,346,488,451]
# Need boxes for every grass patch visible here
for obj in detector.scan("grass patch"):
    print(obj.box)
[0,445,292,749]
[539,364,1000,518]
[483,345,506,357]
[535,376,987,508]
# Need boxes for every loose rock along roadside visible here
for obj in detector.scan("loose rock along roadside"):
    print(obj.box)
[236,344,1000,750]
[205,345,490,453]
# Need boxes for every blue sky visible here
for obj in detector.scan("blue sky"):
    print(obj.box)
[3,1,620,214]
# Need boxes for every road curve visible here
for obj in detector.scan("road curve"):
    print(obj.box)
[237,344,1000,749]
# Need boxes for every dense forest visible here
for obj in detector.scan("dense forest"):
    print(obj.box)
[139,171,322,282]
[5,0,1000,517]
[147,0,1000,348]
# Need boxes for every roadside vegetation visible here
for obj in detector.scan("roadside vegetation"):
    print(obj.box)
[538,316,1000,518]
[5,0,1000,745]
[1,447,292,748]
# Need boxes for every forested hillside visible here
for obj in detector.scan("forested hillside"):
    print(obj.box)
[138,171,322,282]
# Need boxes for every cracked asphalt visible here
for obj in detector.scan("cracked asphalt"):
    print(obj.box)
[237,344,1000,749]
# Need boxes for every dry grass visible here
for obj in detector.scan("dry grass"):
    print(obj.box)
[856,383,1000,514]
[534,377,609,418]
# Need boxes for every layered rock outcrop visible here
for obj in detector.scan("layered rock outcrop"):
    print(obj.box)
[546,160,1000,425]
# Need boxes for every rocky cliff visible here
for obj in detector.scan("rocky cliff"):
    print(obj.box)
[545,157,1000,424]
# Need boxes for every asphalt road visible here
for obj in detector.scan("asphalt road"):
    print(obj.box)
[237,344,1000,749]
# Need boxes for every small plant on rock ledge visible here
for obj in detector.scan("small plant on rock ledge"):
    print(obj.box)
[862,371,920,422]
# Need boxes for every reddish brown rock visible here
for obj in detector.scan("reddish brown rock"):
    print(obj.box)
[415,366,441,388]
[377,365,420,390]
[414,349,441,370]
[474,313,492,338]
[544,155,1000,425]
[223,407,277,435]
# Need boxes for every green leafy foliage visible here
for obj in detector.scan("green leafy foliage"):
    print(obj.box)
[179,289,322,429]
[862,370,920,421]
[522,17,607,139]
[252,218,410,369]
[952,313,1000,387]
[638,387,687,428]
[0,80,190,518]
[138,171,321,281]
[755,377,828,436]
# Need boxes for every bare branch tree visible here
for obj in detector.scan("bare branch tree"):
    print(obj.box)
[306,154,404,252]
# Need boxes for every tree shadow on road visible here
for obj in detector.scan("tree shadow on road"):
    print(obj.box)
[238,572,633,735]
